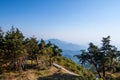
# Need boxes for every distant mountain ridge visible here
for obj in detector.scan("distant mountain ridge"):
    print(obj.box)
[46,39,85,51]
[46,39,85,63]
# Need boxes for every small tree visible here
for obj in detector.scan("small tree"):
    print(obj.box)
[24,37,39,66]
[50,44,62,65]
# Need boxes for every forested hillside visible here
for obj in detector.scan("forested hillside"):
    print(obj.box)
[0,27,94,80]
[1,27,120,80]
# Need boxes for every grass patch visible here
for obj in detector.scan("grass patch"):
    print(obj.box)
[53,56,95,79]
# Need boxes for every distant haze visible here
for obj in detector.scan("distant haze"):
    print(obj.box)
[46,39,86,51]
[46,39,82,63]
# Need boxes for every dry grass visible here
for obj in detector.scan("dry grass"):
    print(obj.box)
[103,72,120,79]
[112,72,120,78]
[0,66,77,80]
[0,69,37,80]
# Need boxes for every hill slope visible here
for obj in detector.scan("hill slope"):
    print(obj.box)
[0,66,79,80]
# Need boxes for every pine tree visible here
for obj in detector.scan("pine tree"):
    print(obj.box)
[24,37,39,66]
[4,27,27,71]
[75,36,120,79]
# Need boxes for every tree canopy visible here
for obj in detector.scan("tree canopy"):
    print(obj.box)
[75,36,120,79]
[0,27,62,72]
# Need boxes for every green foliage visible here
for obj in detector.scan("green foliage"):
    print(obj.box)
[0,26,64,71]
[1,27,120,79]
[75,36,120,79]
[3,27,27,71]
[24,37,39,66]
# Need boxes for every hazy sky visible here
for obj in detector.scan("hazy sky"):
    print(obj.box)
[1,0,120,47]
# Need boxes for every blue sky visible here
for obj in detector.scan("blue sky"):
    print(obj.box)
[1,0,120,47]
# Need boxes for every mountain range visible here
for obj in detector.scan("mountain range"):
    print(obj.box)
[46,39,86,63]
[46,39,85,51]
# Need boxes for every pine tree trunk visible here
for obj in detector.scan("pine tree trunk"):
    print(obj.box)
[36,57,39,65]
[102,63,105,78]
[50,57,52,66]
[31,59,33,66]
[110,58,112,69]
[23,57,27,70]
[95,65,102,78]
